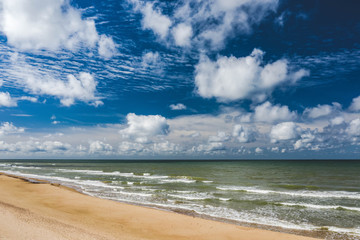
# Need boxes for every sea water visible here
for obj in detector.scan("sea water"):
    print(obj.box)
[0,160,359,239]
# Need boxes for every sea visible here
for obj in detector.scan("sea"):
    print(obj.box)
[0,160,359,240]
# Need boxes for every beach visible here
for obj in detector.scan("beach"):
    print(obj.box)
[0,173,322,240]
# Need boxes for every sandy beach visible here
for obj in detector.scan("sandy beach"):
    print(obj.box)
[0,173,321,240]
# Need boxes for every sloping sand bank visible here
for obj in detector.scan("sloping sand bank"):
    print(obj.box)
[0,174,320,240]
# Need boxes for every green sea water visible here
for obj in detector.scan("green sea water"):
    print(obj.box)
[1,160,359,239]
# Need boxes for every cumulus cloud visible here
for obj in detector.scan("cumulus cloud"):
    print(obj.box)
[169,103,186,110]
[118,140,180,155]
[0,0,116,57]
[346,118,360,136]
[89,141,113,154]
[172,23,192,47]
[0,122,24,136]
[22,71,102,107]
[118,141,144,155]
[141,52,161,67]
[195,49,308,102]
[17,96,38,103]
[0,92,39,107]
[131,0,279,50]
[38,141,71,152]
[120,113,169,143]
[209,131,230,143]
[176,0,279,50]
[0,92,17,107]
[232,124,256,143]
[293,131,317,150]
[349,95,360,112]
[330,116,345,126]
[0,0,97,51]
[140,2,172,39]
[255,147,263,153]
[254,101,297,123]
[152,141,180,154]
[98,35,117,59]
[304,103,341,119]
[270,122,301,143]
[0,140,71,153]
[193,142,225,153]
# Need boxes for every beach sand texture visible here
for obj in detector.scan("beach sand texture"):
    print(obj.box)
[0,174,320,240]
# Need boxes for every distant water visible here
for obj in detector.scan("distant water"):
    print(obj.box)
[1,160,359,240]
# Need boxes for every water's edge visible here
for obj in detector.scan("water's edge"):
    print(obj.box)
[0,171,350,240]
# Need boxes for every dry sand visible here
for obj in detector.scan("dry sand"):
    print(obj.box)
[0,173,321,240]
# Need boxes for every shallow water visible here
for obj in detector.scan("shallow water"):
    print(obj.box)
[1,160,359,239]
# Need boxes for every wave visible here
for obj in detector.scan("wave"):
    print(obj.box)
[167,193,212,201]
[3,165,205,185]
[280,202,360,212]
[56,168,172,180]
[0,170,125,190]
[161,179,196,184]
[219,198,231,201]
[0,164,42,170]
[216,186,360,200]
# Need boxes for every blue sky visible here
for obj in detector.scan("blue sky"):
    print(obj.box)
[0,0,360,159]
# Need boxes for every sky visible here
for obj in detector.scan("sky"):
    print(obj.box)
[0,0,359,159]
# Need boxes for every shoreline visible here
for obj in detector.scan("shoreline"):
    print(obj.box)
[0,172,321,240]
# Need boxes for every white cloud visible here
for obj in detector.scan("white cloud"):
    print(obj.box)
[194,0,279,49]
[195,49,308,102]
[153,141,180,153]
[0,0,99,51]
[0,92,17,107]
[17,96,38,103]
[120,113,169,143]
[142,51,161,67]
[255,147,263,153]
[22,71,102,107]
[260,59,288,88]
[169,103,186,110]
[293,132,316,150]
[98,35,117,59]
[0,92,38,107]
[89,141,113,154]
[349,96,360,112]
[140,2,172,39]
[209,131,230,142]
[39,141,71,152]
[194,142,225,153]
[346,118,360,136]
[131,0,279,50]
[304,103,341,119]
[172,23,192,47]
[118,141,144,154]
[271,146,279,152]
[270,122,301,143]
[254,101,296,123]
[0,140,71,153]
[0,122,24,136]
[330,116,345,126]
[117,140,180,155]
[232,124,256,143]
